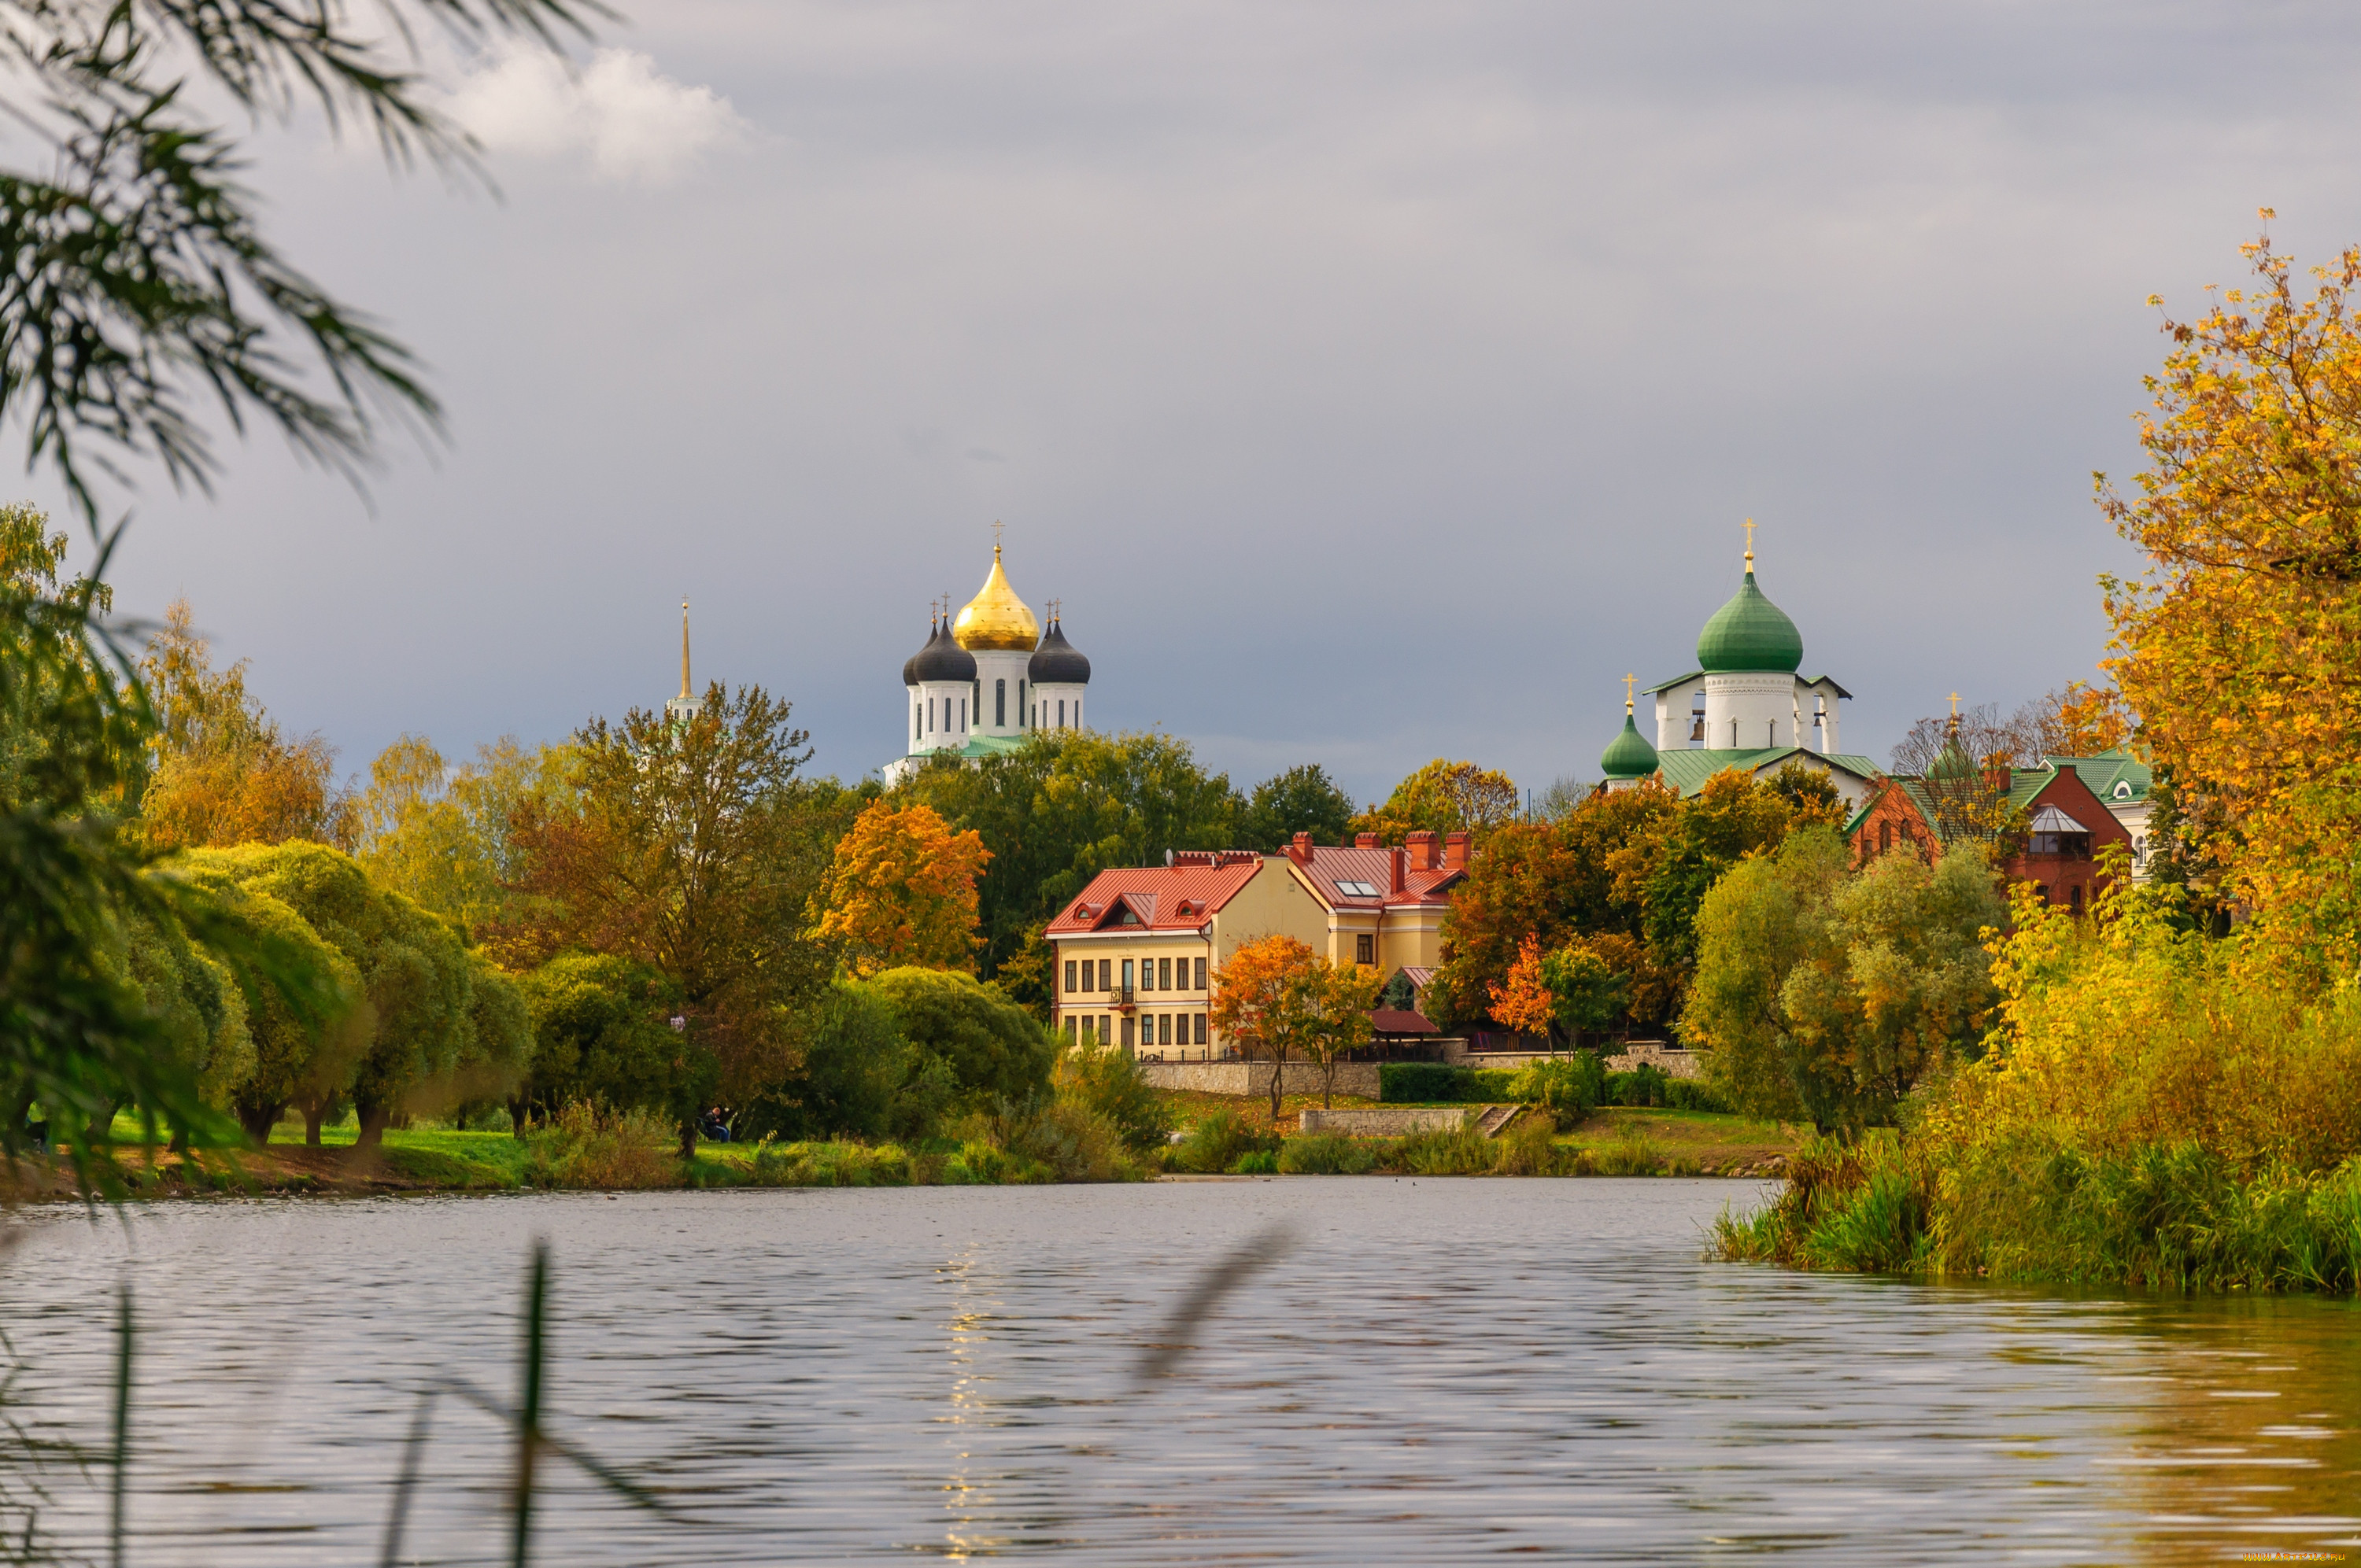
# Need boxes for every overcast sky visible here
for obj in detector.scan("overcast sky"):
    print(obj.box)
[29,1,2361,805]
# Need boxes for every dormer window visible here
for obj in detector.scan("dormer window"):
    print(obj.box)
[2114,780,2134,800]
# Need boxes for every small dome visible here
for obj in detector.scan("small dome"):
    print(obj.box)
[1697,570,1804,673]
[1927,733,1979,780]
[952,544,1042,652]
[1601,713,1659,780]
[908,621,977,685]
[1028,619,1091,684]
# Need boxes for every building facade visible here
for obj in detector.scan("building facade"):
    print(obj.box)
[1848,755,2136,909]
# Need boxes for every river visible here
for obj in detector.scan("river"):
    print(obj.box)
[1,1179,2355,1565]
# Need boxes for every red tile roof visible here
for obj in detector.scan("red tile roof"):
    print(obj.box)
[1369,1008,1438,1035]
[1045,857,1265,937]
[1285,844,1461,910]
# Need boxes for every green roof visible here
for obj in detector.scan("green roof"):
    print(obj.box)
[2045,751,2150,806]
[1652,747,1880,798]
[1697,570,1804,673]
[1600,714,1660,779]
[1641,670,1703,696]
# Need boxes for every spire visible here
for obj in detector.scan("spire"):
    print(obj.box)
[679,596,692,702]
[1624,671,1637,715]
[1743,517,1757,574]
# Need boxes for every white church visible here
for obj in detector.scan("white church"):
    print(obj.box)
[1595,528,1882,808]
[882,542,1092,784]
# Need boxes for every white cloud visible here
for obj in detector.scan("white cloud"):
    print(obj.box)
[445,42,749,183]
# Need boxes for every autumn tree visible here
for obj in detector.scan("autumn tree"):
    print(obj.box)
[1608,768,1831,991]
[508,682,839,1156]
[1288,959,1382,1108]
[1424,783,1673,1031]
[814,799,990,976]
[1210,933,1317,1123]
[352,733,578,940]
[139,599,345,850]
[2097,218,2361,967]
[1489,933,1632,1047]
[1350,758,1521,846]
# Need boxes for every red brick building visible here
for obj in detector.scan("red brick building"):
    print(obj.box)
[1847,760,2132,911]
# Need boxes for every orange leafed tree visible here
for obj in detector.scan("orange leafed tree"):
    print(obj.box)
[1209,933,1317,1122]
[1488,935,1555,1035]
[815,800,991,976]
[2097,216,2361,967]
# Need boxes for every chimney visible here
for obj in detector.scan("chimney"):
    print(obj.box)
[1354,832,1379,849]
[1406,828,1439,870]
[1290,832,1313,865]
[1443,831,1470,870]
[1391,847,1407,895]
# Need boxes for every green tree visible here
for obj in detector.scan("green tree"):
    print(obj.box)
[189,840,489,1146]
[1685,829,2004,1133]
[895,730,1241,975]
[1240,763,1355,850]
[510,951,680,1132]
[508,682,841,1156]
[1609,769,1826,991]
[866,966,1057,1110]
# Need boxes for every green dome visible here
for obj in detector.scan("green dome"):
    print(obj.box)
[1927,735,1978,780]
[1696,570,1804,673]
[1600,713,1659,780]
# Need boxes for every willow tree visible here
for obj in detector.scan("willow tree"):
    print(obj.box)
[2101,217,2361,971]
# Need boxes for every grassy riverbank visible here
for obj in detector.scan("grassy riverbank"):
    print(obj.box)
[6,1102,1802,1198]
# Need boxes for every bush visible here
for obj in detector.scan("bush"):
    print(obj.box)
[868,967,1058,1106]
[1169,1108,1275,1174]
[1054,1043,1174,1153]
[529,1102,678,1190]
[1606,1064,1671,1107]
[1234,1149,1279,1175]
[1490,1116,1567,1175]
[998,1098,1136,1182]
[1379,1063,1519,1103]
[1509,1055,1602,1128]
[1388,1123,1494,1175]
[1278,1132,1376,1175]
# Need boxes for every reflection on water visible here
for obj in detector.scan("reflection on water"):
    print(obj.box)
[2,1180,2356,1565]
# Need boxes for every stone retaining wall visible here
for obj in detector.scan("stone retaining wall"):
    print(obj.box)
[1602,1042,1704,1080]
[1296,1105,1478,1138]
[1138,1061,1383,1099]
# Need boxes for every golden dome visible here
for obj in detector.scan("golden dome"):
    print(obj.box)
[952,544,1041,651]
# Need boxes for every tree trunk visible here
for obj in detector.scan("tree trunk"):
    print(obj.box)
[1323,1057,1336,1109]
[353,1099,391,1149]
[677,1116,698,1163]
[236,1099,287,1146]
[1267,1051,1284,1128]
[83,1098,118,1149]
[302,1100,329,1147]
[508,1098,530,1138]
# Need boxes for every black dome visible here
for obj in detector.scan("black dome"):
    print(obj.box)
[1028,621,1091,684]
[907,622,977,685]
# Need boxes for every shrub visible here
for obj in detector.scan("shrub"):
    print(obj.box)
[1490,1116,1566,1175]
[1169,1108,1273,1174]
[999,1098,1133,1182]
[1509,1055,1602,1128]
[1606,1064,1671,1107]
[1234,1149,1279,1175]
[530,1102,678,1190]
[1380,1063,1519,1103]
[1278,1132,1376,1175]
[1054,1043,1175,1153]
[1388,1124,1494,1175]
[1595,1127,1665,1177]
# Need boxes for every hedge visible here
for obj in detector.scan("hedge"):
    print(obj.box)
[1381,1059,1730,1114]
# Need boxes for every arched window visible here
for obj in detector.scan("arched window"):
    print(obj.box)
[960,699,966,730]
[927,698,934,734]
[1058,699,1065,727]
[1879,821,1893,853]
[995,678,1006,727]
[2069,884,2084,914]
[913,704,921,741]
[2035,884,2051,904]
[1018,679,1027,728]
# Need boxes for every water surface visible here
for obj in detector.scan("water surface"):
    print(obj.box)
[2,1179,2355,1564]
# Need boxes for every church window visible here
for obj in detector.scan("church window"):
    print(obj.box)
[959,699,966,730]
[913,705,921,741]
[1058,699,1066,727]
[1879,822,1892,853]
[2069,884,2084,913]
[1768,721,1776,747]
[1018,680,1027,727]
[996,678,1006,726]
[1064,961,1077,994]
[928,699,935,733]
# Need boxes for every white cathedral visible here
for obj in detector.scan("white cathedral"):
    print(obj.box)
[881,542,1092,784]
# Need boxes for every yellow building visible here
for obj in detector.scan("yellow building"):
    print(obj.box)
[1043,834,1469,1058]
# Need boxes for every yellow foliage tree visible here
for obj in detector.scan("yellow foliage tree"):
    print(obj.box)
[814,800,990,977]
[1350,758,1520,846]
[2099,216,2361,968]
[139,599,344,850]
